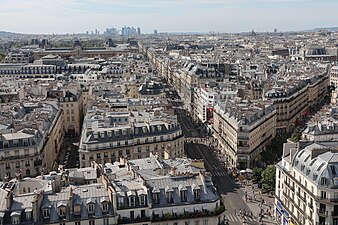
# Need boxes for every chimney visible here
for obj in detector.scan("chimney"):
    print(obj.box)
[69,188,73,216]
[5,191,13,210]
[31,191,43,223]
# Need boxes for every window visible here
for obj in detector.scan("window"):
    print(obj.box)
[130,196,135,207]
[194,189,201,201]
[43,209,50,218]
[141,210,146,218]
[181,190,187,202]
[167,192,173,203]
[12,216,20,224]
[75,222,81,225]
[103,218,109,225]
[137,147,142,153]
[153,193,159,204]
[118,197,124,207]
[88,204,94,213]
[26,212,31,220]
[321,191,327,199]
[203,220,208,225]
[140,195,146,205]
[59,207,66,216]
[102,203,108,212]
[89,220,95,225]
[321,177,327,185]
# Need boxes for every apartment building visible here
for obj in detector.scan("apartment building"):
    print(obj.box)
[103,156,226,225]
[48,88,83,136]
[275,142,338,225]
[0,156,225,225]
[330,66,338,88]
[195,85,237,123]
[213,100,276,168]
[78,108,184,168]
[0,100,64,180]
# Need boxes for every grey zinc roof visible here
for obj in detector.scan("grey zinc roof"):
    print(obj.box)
[42,184,109,223]
[292,143,338,187]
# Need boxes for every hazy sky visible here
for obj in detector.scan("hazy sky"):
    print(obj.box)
[0,0,337,34]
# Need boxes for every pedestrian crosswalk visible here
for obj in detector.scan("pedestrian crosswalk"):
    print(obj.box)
[224,213,256,222]
[211,171,228,176]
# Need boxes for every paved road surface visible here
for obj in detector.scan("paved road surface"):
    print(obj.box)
[185,143,258,225]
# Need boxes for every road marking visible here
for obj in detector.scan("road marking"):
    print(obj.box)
[225,213,255,222]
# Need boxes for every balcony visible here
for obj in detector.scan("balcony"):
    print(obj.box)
[151,205,225,223]
[332,211,338,217]
[118,216,151,224]
[317,209,328,217]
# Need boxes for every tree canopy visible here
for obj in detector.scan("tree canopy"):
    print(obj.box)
[261,165,276,192]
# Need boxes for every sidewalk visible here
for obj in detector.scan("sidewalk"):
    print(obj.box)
[241,182,278,225]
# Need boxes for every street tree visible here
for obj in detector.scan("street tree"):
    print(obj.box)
[261,165,276,192]
[252,167,263,183]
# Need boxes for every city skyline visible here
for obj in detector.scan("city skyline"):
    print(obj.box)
[0,0,338,34]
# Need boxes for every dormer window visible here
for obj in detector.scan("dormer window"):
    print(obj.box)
[74,204,81,216]
[167,191,173,203]
[86,198,95,214]
[42,208,50,218]
[100,197,109,212]
[102,203,108,212]
[118,197,124,208]
[88,203,94,214]
[11,212,21,225]
[180,190,187,202]
[122,129,127,135]
[129,196,135,207]
[56,201,67,218]
[165,186,174,203]
[193,189,201,201]
[152,192,160,204]
[139,195,146,206]
[25,208,32,221]
[114,130,119,136]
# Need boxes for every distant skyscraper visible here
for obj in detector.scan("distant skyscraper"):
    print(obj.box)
[121,26,137,36]
[274,28,278,33]
[154,29,158,35]
[137,27,141,36]
[86,31,89,35]
[95,29,98,35]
